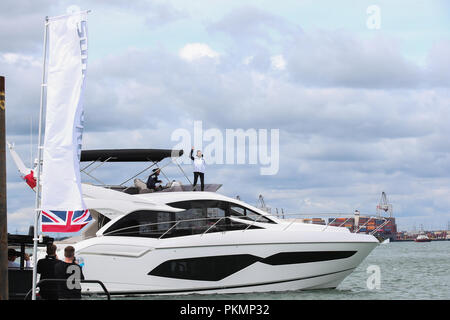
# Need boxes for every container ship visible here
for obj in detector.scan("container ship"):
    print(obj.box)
[302,192,398,241]
[327,216,397,241]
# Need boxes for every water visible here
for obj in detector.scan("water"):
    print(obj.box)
[103,241,450,300]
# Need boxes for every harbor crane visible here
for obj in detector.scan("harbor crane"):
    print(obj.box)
[257,194,272,213]
[376,191,393,217]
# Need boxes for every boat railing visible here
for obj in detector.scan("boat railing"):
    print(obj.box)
[102,212,390,238]
[273,213,389,235]
[354,216,375,233]
[370,218,391,235]
[24,278,110,300]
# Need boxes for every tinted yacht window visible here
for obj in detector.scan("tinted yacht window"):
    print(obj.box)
[169,200,227,235]
[104,210,175,238]
[229,205,274,224]
[105,201,265,238]
[171,200,226,217]
[172,200,260,234]
[170,200,274,224]
[104,206,260,239]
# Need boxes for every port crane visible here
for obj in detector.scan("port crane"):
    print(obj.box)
[256,194,271,213]
[376,191,393,217]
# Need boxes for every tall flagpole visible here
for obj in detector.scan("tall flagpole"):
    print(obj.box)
[32,16,49,301]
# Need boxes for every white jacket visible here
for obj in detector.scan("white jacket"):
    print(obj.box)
[190,149,206,173]
[193,157,206,173]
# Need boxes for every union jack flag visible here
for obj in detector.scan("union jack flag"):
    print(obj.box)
[41,209,92,233]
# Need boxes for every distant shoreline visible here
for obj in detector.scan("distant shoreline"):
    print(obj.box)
[391,239,449,242]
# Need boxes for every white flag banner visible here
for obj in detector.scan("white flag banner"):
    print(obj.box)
[40,12,92,232]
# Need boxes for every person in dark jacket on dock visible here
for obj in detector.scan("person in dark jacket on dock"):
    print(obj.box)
[54,246,85,300]
[37,243,60,300]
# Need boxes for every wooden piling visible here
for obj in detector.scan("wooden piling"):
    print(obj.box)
[0,75,8,300]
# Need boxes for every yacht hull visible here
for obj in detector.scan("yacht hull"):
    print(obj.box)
[71,230,378,296]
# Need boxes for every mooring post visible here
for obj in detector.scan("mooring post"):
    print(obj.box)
[0,75,8,300]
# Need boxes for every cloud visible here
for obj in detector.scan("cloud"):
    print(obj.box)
[98,0,188,28]
[3,3,450,233]
[208,7,450,89]
[286,31,424,88]
[270,54,286,71]
[179,43,220,62]
[0,0,53,53]
[208,6,300,49]
[0,53,42,136]
[142,1,188,28]
[426,40,450,87]
[7,207,35,234]
[1,53,41,67]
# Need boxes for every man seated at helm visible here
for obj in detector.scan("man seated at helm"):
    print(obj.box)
[146,168,163,191]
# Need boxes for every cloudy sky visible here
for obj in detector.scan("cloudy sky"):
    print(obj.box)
[1,0,450,233]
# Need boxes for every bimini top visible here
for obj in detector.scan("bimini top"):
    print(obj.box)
[80,149,184,162]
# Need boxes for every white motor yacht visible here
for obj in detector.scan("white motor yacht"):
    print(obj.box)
[11,147,380,296]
